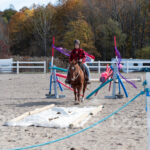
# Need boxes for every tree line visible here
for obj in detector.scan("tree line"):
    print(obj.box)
[0,0,150,60]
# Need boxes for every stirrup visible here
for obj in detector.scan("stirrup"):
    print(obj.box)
[85,79,91,84]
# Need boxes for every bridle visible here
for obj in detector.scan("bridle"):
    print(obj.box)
[70,63,80,81]
[71,70,80,81]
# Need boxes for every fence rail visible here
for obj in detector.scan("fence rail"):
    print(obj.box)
[0,61,46,74]
[86,60,150,73]
[1,60,150,74]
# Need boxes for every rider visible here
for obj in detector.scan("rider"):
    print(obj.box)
[65,39,90,84]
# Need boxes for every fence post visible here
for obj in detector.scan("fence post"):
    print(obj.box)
[44,61,46,74]
[146,73,150,150]
[98,61,101,74]
[127,61,129,73]
[17,61,19,74]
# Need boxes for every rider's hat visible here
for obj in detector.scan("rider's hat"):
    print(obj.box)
[74,39,80,45]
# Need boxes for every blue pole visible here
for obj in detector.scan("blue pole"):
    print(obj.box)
[118,78,121,94]
[49,62,51,67]
[56,76,63,92]
[86,78,113,99]
[49,74,53,94]
[117,75,128,98]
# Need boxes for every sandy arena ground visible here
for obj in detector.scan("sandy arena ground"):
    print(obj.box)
[0,72,147,150]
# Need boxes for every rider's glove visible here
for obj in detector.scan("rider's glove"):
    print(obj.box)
[79,59,82,62]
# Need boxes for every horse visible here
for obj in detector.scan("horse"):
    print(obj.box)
[68,60,87,104]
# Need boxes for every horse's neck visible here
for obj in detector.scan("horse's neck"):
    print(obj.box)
[75,64,81,72]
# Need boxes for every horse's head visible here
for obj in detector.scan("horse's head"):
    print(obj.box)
[69,60,79,82]
[70,59,77,68]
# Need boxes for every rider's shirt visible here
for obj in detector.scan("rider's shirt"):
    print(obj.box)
[69,48,86,63]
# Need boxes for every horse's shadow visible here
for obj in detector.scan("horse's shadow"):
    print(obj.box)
[16,101,65,107]
[2,97,66,107]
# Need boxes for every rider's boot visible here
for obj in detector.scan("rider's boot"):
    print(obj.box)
[65,71,71,84]
[85,75,91,84]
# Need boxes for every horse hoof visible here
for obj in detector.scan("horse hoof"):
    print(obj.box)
[81,98,85,102]
[74,102,80,105]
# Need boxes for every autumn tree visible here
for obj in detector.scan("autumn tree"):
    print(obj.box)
[0,15,9,58]
[31,4,55,57]
[53,0,84,42]
[5,0,150,60]
[9,8,34,55]
[136,46,150,59]
[2,8,17,23]
[96,18,126,60]
[62,19,99,57]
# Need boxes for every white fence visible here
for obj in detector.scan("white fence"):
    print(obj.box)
[86,60,150,73]
[0,58,13,73]
[1,59,150,74]
[0,61,46,74]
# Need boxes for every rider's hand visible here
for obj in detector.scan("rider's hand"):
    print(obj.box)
[79,59,82,62]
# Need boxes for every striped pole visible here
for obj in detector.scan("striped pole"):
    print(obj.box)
[53,68,59,98]
[51,36,55,67]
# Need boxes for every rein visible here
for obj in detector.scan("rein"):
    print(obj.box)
[71,70,80,81]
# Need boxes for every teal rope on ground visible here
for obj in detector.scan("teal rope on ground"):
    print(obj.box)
[6,91,145,150]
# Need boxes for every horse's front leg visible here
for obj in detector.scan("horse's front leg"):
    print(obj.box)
[77,85,82,103]
[74,87,77,102]
[82,83,87,102]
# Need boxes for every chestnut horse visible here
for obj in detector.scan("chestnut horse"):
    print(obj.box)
[69,60,87,104]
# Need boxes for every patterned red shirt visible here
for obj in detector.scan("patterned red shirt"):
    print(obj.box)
[69,48,86,63]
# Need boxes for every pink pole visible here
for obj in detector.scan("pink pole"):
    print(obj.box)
[57,80,83,97]
[57,80,74,91]
[56,73,67,79]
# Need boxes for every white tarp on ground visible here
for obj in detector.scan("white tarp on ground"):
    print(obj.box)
[5,107,99,128]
